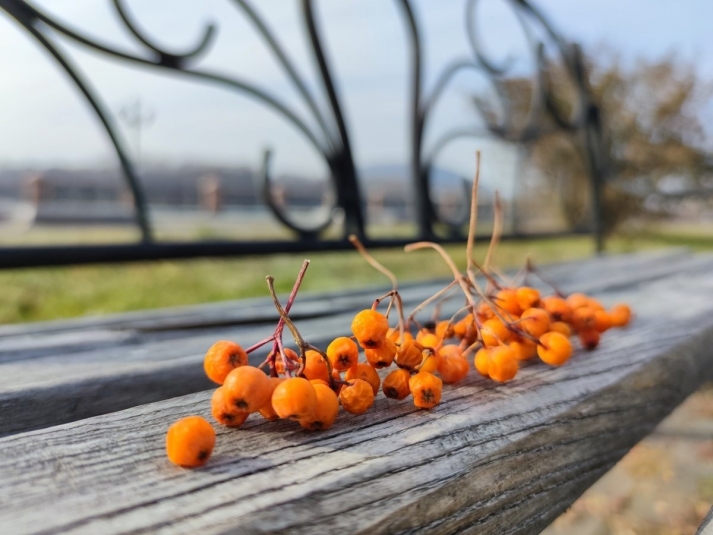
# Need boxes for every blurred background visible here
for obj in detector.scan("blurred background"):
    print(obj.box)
[1,1,712,532]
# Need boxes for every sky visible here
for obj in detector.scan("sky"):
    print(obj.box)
[0,0,711,193]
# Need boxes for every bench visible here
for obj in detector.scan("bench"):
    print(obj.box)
[1,249,713,534]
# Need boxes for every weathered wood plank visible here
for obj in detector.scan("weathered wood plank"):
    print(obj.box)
[1,250,710,437]
[0,263,712,534]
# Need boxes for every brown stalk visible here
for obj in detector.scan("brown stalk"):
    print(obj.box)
[349,234,398,291]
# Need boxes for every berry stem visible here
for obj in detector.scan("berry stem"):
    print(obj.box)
[407,280,458,327]
[483,191,502,273]
[526,258,566,297]
[349,235,398,291]
[466,150,481,283]
[245,335,275,355]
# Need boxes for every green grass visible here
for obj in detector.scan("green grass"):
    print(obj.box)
[0,232,701,324]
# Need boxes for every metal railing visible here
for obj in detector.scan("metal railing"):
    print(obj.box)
[0,0,607,268]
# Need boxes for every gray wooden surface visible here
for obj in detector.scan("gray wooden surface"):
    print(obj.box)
[0,248,704,437]
[1,249,712,534]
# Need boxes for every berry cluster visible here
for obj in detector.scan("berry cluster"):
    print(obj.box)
[165,152,632,468]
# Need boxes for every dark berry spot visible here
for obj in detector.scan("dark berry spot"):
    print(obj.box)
[384,387,398,399]
[422,389,434,402]
[229,352,242,367]
[197,449,209,461]
[338,354,351,366]
[363,339,379,348]
[235,399,249,410]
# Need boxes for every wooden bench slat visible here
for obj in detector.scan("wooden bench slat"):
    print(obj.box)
[1,250,710,438]
[1,260,712,534]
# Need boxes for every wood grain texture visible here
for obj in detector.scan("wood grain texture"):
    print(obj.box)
[0,249,709,437]
[1,258,713,534]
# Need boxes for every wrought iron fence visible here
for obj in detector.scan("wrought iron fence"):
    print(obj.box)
[0,0,607,269]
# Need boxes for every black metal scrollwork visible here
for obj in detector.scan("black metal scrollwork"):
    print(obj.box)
[0,0,606,268]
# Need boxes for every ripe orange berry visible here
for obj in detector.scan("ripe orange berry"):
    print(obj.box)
[515,286,540,311]
[509,338,537,361]
[587,297,605,311]
[258,377,285,421]
[274,348,299,375]
[351,309,389,348]
[453,314,474,338]
[387,327,413,344]
[541,296,572,323]
[303,350,330,382]
[537,332,573,366]
[395,339,424,371]
[438,354,469,383]
[572,306,596,332]
[520,308,550,338]
[166,416,216,468]
[409,371,443,409]
[495,288,522,315]
[550,321,572,337]
[326,337,359,372]
[610,304,631,327]
[593,310,612,333]
[211,387,249,427]
[481,317,511,347]
[345,363,381,395]
[339,378,375,415]
[578,329,600,350]
[418,332,441,350]
[435,320,455,340]
[488,346,518,383]
[364,338,397,368]
[419,350,440,373]
[474,348,491,377]
[271,377,317,420]
[300,383,339,431]
[203,340,248,385]
[222,365,271,413]
[566,292,590,311]
[475,303,495,322]
[382,368,411,400]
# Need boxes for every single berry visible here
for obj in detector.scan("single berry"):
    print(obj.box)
[537,332,573,366]
[344,363,381,395]
[515,286,540,310]
[438,353,469,384]
[351,309,389,349]
[364,338,397,368]
[326,337,359,372]
[166,416,216,468]
[610,304,631,327]
[481,317,512,347]
[549,321,572,337]
[509,338,537,361]
[474,347,491,377]
[578,329,600,350]
[211,387,249,427]
[409,371,443,409]
[271,377,317,420]
[222,366,271,413]
[541,296,572,323]
[203,341,248,385]
[258,377,285,422]
[395,339,425,371]
[339,378,375,414]
[495,288,522,315]
[300,383,339,431]
[488,346,518,383]
[382,368,412,400]
[593,310,612,333]
[520,308,550,338]
[303,350,330,383]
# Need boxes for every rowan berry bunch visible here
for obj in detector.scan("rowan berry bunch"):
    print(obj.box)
[165,151,633,468]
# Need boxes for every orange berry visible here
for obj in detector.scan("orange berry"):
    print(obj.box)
[418,332,441,350]
[299,383,339,431]
[435,320,455,340]
[310,378,330,387]
[438,354,469,383]
[537,332,573,366]
[345,363,381,395]
[257,377,285,422]
[481,317,511,347]
[572,306,596,332]
[509,338,537,361]
[566,292,590,310]
[453,314,474,338]
[488,346,518,383]
[351,309,389,349]
[419,350,440,373]
[495,288,522,315]
[166,416,215,468]
[610,304,631,327]
[541,296,572,323]
[222,366,271,413]
[387,327,413,344]
[382,368,411,400]
[274,348,298,375]
[395,339,425,371]
[339,378,375,414]
[474,348,491,377]
[409,371,443,409]
[203,341,248,385]
[515,286,540,310]
[271,377,317,420]
[475,303,495,322]
[578,329,600,350]
[303,350,330,382]
[520,308,550,338]
[364,338,397,369]
[326,337,359,372]
[593,310,612,333]
[211,387,249,427]
[439,344,462,358]
[550,321,572,337]
[587,297,605,311]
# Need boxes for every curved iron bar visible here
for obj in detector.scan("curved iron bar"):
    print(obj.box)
[301,0,363,237]
[465,0,516,76]
[231,0,336,151]
[0,0,151,241]
[259,149,336,238]
[112,0,216,68]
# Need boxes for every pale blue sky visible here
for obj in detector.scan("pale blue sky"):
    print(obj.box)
[0,0,710,191]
